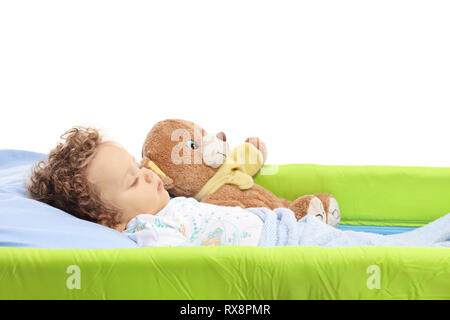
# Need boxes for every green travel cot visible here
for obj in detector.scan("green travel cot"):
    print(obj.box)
[0,150,449,299]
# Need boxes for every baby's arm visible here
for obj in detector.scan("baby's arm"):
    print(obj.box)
[127,228,187,247]
[124,215,187,247]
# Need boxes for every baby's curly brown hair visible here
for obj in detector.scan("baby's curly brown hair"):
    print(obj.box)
[27,126,122,229]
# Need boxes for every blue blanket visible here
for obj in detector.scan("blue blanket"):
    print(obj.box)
[246,207,450,247]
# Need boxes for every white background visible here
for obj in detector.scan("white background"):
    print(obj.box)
[1,1,449,166]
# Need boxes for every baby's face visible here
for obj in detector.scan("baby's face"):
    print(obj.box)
[87,142,170,230]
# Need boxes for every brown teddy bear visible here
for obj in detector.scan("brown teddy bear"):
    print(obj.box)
[141,119,341,226]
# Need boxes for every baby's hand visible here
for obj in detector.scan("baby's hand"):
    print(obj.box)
[141,157,174,189]
[140,157,150,169]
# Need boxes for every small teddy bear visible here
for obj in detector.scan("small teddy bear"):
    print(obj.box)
[141,119,341,226]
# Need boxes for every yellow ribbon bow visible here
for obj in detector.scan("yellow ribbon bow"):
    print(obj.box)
[194,142,264,201]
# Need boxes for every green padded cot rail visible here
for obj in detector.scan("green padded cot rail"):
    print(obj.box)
[255,164,450,227]
[1,164,450,299]
[1,246,449,299]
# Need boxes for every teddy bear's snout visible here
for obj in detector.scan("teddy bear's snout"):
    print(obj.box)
[202,132,230,168]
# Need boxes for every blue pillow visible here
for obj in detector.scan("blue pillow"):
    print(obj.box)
[0,149,138,249]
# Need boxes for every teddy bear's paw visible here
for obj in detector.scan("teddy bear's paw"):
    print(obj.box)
[289,195,326,221]
[307,196,327,223]
[314,193,341,227]
[326,197,341,227]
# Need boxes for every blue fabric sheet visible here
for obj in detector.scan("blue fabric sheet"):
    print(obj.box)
[337,224,416,235]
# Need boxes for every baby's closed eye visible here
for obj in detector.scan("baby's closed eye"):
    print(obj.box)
[129,176,139,188]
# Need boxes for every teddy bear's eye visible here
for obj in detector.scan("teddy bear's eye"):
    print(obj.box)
[187,140,198,150]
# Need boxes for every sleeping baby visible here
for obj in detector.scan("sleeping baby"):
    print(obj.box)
[28,126,450,248]
[27,126,269,247]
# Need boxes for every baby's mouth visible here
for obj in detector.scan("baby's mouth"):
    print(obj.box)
[157,180,163,191]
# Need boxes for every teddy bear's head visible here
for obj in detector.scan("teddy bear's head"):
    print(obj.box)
[142,119,229,197]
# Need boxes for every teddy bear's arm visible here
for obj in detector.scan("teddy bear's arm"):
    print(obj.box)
[202,184,288,210]
[201,198,246,208]
[245,137,267,165]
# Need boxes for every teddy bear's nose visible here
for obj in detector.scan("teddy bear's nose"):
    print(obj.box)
[216,132,226,142]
